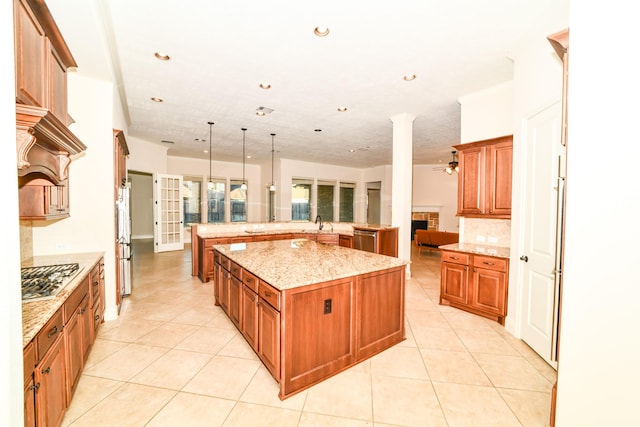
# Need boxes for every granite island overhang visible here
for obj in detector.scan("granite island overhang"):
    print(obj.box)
[212,239,408,399]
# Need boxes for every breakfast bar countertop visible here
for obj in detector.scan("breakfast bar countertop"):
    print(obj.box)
[439,243,510,259]
[215,238,407,290]
[22,252,104,348]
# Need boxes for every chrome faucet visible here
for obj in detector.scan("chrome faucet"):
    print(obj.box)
[315,215,323,230]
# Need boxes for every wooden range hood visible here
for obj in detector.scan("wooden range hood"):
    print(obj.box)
[16,104,86,185]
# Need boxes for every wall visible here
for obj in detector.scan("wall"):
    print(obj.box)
[31,75,121,322]
[555,2,640,424]
[411,165,458,232]
[129,172,154,239]
[459,80,514,143]
[2,0,23,422]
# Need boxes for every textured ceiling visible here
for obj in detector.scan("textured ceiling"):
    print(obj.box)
[47,0,558,168]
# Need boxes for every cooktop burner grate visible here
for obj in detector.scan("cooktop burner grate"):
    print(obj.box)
[21,263,81,302]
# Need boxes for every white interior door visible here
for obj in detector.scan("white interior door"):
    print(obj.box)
[520,101,564,367]
[153,173,184,253]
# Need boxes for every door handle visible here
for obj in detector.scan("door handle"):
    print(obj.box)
[520,255,528,262]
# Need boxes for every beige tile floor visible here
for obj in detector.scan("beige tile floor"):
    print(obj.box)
[62,239,557,427]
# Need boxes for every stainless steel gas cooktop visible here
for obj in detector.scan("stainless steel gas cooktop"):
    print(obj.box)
[21,263,82,302]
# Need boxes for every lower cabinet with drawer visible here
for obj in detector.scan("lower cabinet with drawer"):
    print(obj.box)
[440,249,509,325]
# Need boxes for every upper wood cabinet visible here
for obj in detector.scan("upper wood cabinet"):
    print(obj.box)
[454,135,513,219]
[14,0,76,125]
[14,0,87,220]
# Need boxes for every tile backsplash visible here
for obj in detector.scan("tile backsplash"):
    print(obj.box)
[20,220,33,262]
[461,217,511,248]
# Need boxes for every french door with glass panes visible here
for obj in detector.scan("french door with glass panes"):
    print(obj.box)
[153,173,184,252]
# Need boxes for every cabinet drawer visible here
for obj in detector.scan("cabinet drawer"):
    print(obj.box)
[219,254,230,271]
[230,262,242,280]
[90,262,101,300]
[36,308,63,363]
[205,238,230,248]
[441,251,470,265]
[242,270,259,293]
[473,255,507,272]
[259,280,280,311]
[64,276,89,323]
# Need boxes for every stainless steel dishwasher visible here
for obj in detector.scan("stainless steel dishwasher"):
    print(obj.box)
[353,229,377,253]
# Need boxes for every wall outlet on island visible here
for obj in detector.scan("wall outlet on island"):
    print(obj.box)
[476,235,486,243]
[488,236,498,244]
[55,242,68,251]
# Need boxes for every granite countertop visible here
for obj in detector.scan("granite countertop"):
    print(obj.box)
[439,243,510,259]
[198,227,354,239]
[215,239,407,291]
[22,252,104,348]
[351,224,399,231]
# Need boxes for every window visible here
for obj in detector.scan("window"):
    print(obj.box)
[182,178,201,227]
[317,181,335,222]
[339,182,355,222]
[230,179,247,222]
[292,179,312,221]
[207,180,225,223]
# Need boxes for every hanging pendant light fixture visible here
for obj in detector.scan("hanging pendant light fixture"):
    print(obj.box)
[445,151,459,175]
[269,133,276,192]
[207,121,214,189]
[241,128,247,190]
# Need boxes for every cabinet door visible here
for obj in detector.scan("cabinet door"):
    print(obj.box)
[64,305,83,404]
[48,43,68,124]
[241,285,258,351]
[470,267,507,318]
[229,275,241,329]
[220,269,230,314]
[457,146,485,215]
[36,333,67,427]
[213,262,220,305]
[339,235,353,248]
[14,0,46,108]
[440,261,469,305]
[486,141,512,216]
[24,375,37,427]
[258,300,280,381]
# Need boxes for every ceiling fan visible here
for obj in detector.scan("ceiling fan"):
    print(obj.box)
[433,151,459,174]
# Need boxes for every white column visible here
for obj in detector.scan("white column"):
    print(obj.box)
[390,113,415,277]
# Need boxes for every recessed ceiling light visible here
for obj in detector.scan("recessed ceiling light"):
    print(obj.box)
[314,26,330,37]
[154,52,170,61]
[259,83,271,89]
[337,106,348,112]
[203,150,208,153]
[349,149,356,153]
[256,111,266,116]
[403,74,417,81]
[246,155,252,159]
[151,97,163,102]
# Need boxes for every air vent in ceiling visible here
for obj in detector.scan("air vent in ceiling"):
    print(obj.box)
[161,140,174,144]
[256,106,274,114]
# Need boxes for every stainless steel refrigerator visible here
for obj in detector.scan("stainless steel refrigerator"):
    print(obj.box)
[117,184,132,296]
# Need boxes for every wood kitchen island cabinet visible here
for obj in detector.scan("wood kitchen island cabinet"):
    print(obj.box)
[213,239,407,399]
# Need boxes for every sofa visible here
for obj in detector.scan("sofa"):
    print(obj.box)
[414,229,459,255]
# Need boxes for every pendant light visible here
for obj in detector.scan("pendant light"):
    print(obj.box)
[269,133,276,192]
[207,121,214,189]
[241,128,247,190]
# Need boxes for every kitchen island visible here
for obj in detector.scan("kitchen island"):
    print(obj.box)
[213,239,407,399]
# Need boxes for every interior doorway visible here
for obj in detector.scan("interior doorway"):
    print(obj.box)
[366,182,381,224]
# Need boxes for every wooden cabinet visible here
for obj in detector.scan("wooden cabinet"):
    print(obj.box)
[14,0,86,220]
[440,250,509,325]
[314,233,339,245]
[241,284,259,350]
[454,135,513,219]
[63,275,91,404]
[32,308,66,427]
[18,177,69,220]
[257,282,281,381]
[23,342,36,427]
[229,273,242,329]
[339,234,353,248]
[90,258,105,338]
[198,237,230,283]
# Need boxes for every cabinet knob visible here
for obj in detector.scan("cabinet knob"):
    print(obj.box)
[520,255,528,262]
[30,383,40,391]
[41,367,50,375]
